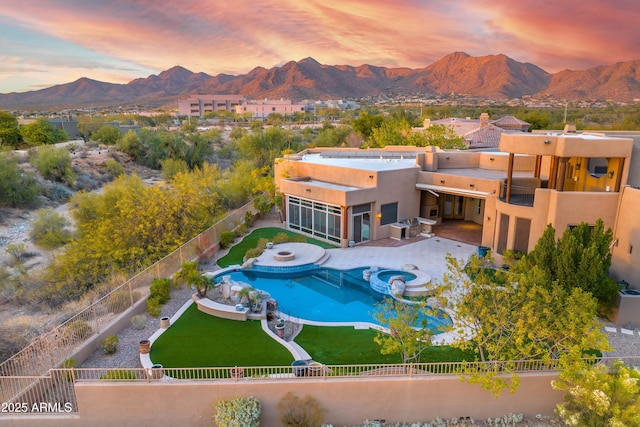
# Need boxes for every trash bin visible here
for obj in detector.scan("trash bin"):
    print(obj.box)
[478,246,490,257]
[291,360,309,377]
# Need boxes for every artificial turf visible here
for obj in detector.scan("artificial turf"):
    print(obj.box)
[217,227,337,267]
[295,325,476,365]
[150,304,293,368]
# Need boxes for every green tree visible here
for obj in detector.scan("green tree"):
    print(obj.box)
[553,359,640,426]
[438,253,610,396]
[0,154,40,207]
[0,110,22,148]
[521,220,619,313]
[373,298,433,363]
[29,208,73,249]
[313,124,351,147]
[30,146,75,185]
[117,130,143,160]
[236,126,299,171]
[20,118,66,146]
[352,112,384,142]
[92,125,121,145]
[410,124,467,149]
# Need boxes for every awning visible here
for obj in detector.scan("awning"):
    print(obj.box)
[416,183,493,198]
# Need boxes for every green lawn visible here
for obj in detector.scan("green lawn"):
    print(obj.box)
[217,227,337,267]
[150,304,293,368]
[151,303,474,369]
[295,325,476,365]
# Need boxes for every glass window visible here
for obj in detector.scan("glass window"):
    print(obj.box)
[380,202,398,225]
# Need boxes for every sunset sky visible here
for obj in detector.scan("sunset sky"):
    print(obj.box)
[1,0,638,93]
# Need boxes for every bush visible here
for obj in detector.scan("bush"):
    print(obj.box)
[213,396,261,427]
[30,146,76,185]
[146,296,162,317]
[29,208,73,249]
[0,154,41,208]
[130,314,147,330]
[244,247,263,259]
[100,335,119,354]
[105,158,125,177]
[161,158,189,180]
[62,320,93,344]
[42,182,73,202]
[219,231,236,249]
[149,278,171,304]
[273,232,301,244]
[277,392,326,427]
[234,223,248,237]
[99,369,138,380]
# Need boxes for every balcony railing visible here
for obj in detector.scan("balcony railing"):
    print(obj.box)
[499,181,536,207]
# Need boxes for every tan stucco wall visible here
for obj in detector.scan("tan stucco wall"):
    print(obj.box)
[500,133,633,159]
[0,373,562,427]
[610,186,640,288]
[495,190,619,252]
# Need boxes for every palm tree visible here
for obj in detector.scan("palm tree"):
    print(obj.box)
[173,261,210,298]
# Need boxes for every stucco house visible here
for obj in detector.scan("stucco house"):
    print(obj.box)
[274,130,640,326]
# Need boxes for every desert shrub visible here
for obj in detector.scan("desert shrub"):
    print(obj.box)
[62,320,93,344]
[29,208,73,249]
[149,278,171,304]
[277,392,327,427]
[272,232,292,244]
[99,369,138,380]
[213,396,261,427]
[130,314,147,330]
[0,154,41,208]
[219,231,236,249]
[117,130,143,160]
[234,223,248,237]
[41,182,73,202]
[74,174,101,191]
[30,145,75,185]
[0,316,41,361]
[105,158,125,177]
[5,242,25,263]
[161,158,189,180]
[100,335,119,354]
[146,296,162,317]
[244,248,262,259]
[244,211,255,227]
[106,290,132,313]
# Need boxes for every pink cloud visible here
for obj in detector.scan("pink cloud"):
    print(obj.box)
[0,0,638,91]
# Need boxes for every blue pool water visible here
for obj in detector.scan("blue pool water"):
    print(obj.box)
[214,267,451,332]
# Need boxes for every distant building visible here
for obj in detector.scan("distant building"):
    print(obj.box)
[306,99,360,113]
[235,99,307,119]
[48,118,82,139]
[425,113,530,149]
[178,95,247,117]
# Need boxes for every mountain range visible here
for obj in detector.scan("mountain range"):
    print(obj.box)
[2,52,640,109]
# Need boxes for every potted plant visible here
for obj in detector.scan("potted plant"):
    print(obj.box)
[229,367,244,379]
[275,319,286,338]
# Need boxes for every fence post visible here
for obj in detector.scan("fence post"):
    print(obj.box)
[128,281,134,307]
[92,304,100,334]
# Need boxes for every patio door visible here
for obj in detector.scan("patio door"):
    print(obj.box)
[442,195,465,220]
[352,212,371,243]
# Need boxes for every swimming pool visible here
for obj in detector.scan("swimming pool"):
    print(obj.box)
[214,267,451,332]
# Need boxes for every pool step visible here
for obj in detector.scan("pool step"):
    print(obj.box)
[315,252,331,265]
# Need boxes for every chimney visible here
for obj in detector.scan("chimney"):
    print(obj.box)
[423,118,431,128]
[480,113,489,128]
[563,124,577,133]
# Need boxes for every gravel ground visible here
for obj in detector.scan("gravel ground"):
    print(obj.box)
[80,285,194,369]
